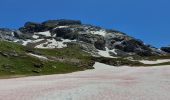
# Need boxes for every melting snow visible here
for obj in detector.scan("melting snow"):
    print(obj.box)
[109,49,117,55]
[140,59,170,64]
[35,31,51,37]
[90,30,107,36]
[93,62,117,69]
[54,26,69,29]
[98,47,117,58]
[22,40,32,46]
[21,39,45,46]
[28,53,48,60]
[1,62,170,100]
[35,39,74,49]
[32,35,39,39]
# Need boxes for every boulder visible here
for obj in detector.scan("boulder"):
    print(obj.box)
[33,63,44,68]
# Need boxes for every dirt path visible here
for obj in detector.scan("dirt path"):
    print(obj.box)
[0,62,170,100]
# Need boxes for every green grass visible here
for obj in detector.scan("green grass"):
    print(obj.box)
[33,44,91,60]
[0,40,25,52]
[0,40,90,78]
[0,55,85,78]
[1,40,170,78]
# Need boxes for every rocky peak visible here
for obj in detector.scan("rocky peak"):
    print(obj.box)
[42,19,82,27]
[0,19,167,57]
[19,19,82,34]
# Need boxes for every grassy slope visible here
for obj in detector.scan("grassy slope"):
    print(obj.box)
[0,40,88,78]
[0,40,170,78]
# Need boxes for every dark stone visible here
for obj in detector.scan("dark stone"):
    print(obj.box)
[51,28,77,40]
[54,37,63,41]
[42,19,81,27]
[33,63,44,68]
[161,46,170,53]
[94,37,106,50]
[134,48,152,56]
[19,22,46,34]
[32,69,41,73]
[0,51,9,57]
[78,34,94,44]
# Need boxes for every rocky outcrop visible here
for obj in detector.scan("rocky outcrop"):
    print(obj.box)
[51,28,77,40]
[19,22,46,34]
[42,19,81,27]
[0,28,15,41]
[19,19,82,34]
[161,46,170,53]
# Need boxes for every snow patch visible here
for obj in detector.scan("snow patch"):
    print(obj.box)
[22,40,32,46]
[109,49,117,55]
[98,47,117,58]
[140,59,170,64]
[90,30,107,36]
[11,32,15,37]
[35,39,74,49]
[55,26,69,29]
[13,39,20,43]
[28,53,48,60]
[35,31,51,37]
[21,39,45,46]
[93,62,116,69]
[32,35,39,39]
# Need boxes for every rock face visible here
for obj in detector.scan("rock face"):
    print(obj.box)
[19,22,45,33]
[161,46,170,53]
[0,19,166,57]
[19,19,81,34]
[0,28,15,41]
[42,19,81,27]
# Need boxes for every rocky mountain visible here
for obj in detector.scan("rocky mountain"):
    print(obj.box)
[0,19,166,58]
[1,19,170,77]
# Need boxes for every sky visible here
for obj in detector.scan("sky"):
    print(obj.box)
[0,0,170,48]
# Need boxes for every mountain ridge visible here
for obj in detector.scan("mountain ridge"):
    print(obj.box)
[0,19,168,57]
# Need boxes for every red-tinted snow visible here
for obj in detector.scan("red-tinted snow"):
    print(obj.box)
[0,62,170,100]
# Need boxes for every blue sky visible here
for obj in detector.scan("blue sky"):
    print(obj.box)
[0,0,170,47]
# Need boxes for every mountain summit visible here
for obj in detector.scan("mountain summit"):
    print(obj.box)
[0,19,167,57]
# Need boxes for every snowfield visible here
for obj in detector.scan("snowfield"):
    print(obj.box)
[140,59,170,64]
[0,62,170,100]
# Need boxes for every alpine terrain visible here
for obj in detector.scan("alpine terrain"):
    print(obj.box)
[1,19,170,100]
[0,19,170,77]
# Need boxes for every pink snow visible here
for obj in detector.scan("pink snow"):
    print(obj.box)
[0,62,170,100]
